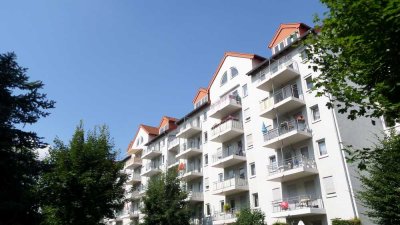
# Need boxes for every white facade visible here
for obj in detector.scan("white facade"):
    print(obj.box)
[111,24,384,225]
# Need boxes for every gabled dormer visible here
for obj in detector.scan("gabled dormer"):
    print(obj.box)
[192,88,209,109]
[158,116,178,134]
[268,23,311,55]
[127,124,158,155]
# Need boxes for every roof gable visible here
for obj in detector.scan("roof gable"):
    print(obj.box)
[268,23,311,48]
[127,124,158,152]
[207,52,265,90]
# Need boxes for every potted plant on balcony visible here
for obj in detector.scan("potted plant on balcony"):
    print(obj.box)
[223,203,231,213]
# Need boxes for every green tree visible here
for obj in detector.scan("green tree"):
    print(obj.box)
[140,169,190,225]
[306,0,400,124]
[347,132,400,225]
[235,208,265,225]
[39,123,127,225]
[0,52,55,225]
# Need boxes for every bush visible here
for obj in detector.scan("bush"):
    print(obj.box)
[272,222,288,225]
[235,208,265,225]
[332,218,361,225]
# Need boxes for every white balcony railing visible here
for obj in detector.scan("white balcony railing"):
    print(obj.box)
[268,156,316,175]
[180,119,201,132]
[272,195,324,213]
[260,84,303,112]
[212,146,245,164]
[211,118,243,137]
[180,139,201,152]
[143,145,161,155]
[143,162,162,171]
[263,119,310,141]
[212,177,248,191]
[258,59,299,83]
[209,94,241,115]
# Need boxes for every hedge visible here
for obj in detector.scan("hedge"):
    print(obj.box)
[332,218,361,225]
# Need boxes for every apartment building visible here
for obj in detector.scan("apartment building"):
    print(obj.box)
[109,23,384,225]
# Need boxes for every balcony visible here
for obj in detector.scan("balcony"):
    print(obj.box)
[141,162,162,177]
[167,137,180,152]
[259,85,305,119]
[271,195,326,218]
[209,95,242,119]
[176,119,202,139]
[125,157,142,169]
[128,147,142,155]
[267,156,318,182]
[141,147,161,160]
[167,158,179,169]
[131,185,146,200]
[212,207,249,225]
[212,177,248,195]
[180,165,203,181]
[263,119,312,149]
[211,146,246,168]
[127,173,141,185]
[176,141,202,159]
[129,210,140,218]
[187,191,204,202]
[256,60,300,92]
[210,118,244,143]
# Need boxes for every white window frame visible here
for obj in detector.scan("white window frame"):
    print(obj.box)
[317,139,328,156]
[311,104,321,122]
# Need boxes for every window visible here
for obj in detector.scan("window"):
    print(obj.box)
[244,108,251,122]
[218,173,223,182]
[204,154,208,166]
[317,139,328,156]
[239,167,245,179]
[206,204,211,216]
[272,188,281,201]
[204,131,208,143]
[220,201,224,212]
[279,42,284,50]
[246,134,253,149]
[273,45,279,54]
[203,111,207,121]
[305,75,313,90]
[242,84,248,97]
[230,67,239,79]
[323,176,336,195]
[220,72,228,86]
[311,105,320,121]
[250,163,256,176]
[253,193,259,207]
[204,177,209,190]
[300,50,308,61]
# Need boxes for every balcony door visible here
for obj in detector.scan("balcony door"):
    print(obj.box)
[304,180,316,198]
[287,184,298,199]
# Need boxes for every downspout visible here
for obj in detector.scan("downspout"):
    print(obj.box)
[329,95,358,218]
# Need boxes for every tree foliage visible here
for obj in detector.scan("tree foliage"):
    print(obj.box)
[140,169,190,225]
[39,123,127,225]
[0,52,55,225]
[306,0,400,123]
[348,132,400,225]
[235,208,265,225]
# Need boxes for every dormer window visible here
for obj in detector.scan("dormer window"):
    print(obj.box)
[220,72,228,86]
[272,31,300,55]
[159,125,169,134]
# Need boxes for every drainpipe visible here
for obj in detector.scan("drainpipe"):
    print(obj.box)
[329,95,358,218]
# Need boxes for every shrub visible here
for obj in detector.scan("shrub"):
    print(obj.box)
[332,218,361,225]
[272,222,288,225]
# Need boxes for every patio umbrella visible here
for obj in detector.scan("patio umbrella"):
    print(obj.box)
[297,220,305,225]
[262,122,268,134]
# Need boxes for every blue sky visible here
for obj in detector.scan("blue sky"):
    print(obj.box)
[0,1,326,159]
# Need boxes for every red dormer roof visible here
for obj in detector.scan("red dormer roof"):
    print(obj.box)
[268,23,311,49]
[192,88,209,104]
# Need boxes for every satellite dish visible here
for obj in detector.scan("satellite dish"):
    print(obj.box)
[297,220,305,225]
